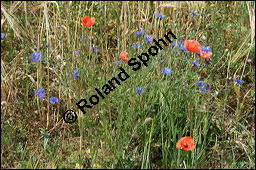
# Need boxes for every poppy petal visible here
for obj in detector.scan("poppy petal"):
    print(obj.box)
[120,51,130,62]
[85,17,95,27]
[82,16,90,23]
[184,40,201,53]
[200,51,212,59]
[176,136,195,151]
[82,16,95,27]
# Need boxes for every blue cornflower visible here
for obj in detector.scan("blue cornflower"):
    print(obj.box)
[200,85,210,92]
[1,33,6,38]
[35,88,46,99]
[195,45,211,56]
[160,58,165,63]
[145,35,154,43]
[196,81,204,87]
[136,29,145,36]
[184,50,191,56]
[177,42,190,56]
[178,46,187,52]
[114,60,122,66]
[90,46,100,53]
[81,36,90,41]
[189,10,200,20]
[92,48,100,53]
[178,40,184,46]
[196,81,210,92]
[233,78,242,84]
[190,10,200,16]
[74,50,81,55]
[94,48,100,53]
[192,60,200,66]
[176,50,181,55]
[30,51,42,62]
[136,87,145,95]
[162,67,172,75]
[132,44,142,49]
[201,45,212,52]
[72,68,80,80]
[171,43,177,47]
[50,96,59,104]
[156,13,166,19]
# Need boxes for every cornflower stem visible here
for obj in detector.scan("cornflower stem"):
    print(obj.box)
[36,62,41,120]
[78,2,83,168]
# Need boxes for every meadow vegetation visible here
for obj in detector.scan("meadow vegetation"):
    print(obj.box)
[1,1,255,169]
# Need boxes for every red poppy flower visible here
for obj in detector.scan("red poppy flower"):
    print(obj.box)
[120,51,130,62]
[81,16,95,27]
[184,40,201,53]
[176,136,195,151]
[200,51,212,59]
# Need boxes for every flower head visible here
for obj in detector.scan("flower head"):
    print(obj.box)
[233,78,242,84]
[176,50,181,55]
[1,33,6,38]
[200,51,212,59]
[35,88,46,99]
[136,29,145,36]
[184,40,201,53]
[156,13,166,19]
[178,40,184,45]
[200,85,210,92]
[196,81,204,87]
[81,16,95,27]
[196,81,210,92]
[50,96,59,104]
[176,137,195,151]
[72,68,80,80]
[136,87,145,95]
[90,46,100,53]
[114,60,121,66]
[178,46,187,52]
[171,43,177,47]
[74,50,81,55]
[162,67,172,75]
[120,51,130,62]
[160,58,165,63]
[81,36,90,41]
[30,51,42,62]
[201,45,212,53]
[189,10,200,20]
[190,10,200,16]
[192,60,200,66]
[145,35,154,43]
[131,44,142,49]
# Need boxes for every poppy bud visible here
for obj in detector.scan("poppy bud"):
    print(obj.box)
[120,51,130,62]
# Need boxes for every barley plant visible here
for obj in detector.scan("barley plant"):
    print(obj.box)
[1,1,255,169]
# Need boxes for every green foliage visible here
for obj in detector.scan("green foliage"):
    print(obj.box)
[1,1,254,169]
